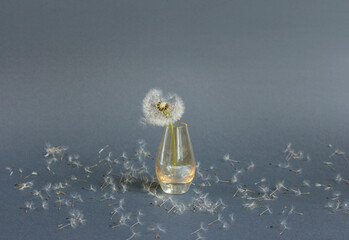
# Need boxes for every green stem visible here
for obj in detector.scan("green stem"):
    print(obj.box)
[169,122,177,167]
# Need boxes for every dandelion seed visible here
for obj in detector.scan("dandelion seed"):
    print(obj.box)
[290,168,302,174]
[330,192,342,201]
[222,154,240,165]
[45,143,68,158]
[195,233,206,240]
[207,214,223,226]
[98,145,109,154]
[329,149,347,160]
[288,206,303,216]
[191,222,208,235]
[5,167,13,176]
[20,201,35,213]
[42,201,49,210]
[323,161,335,171]
[111,213,131,228]
[255,178,266,185]
[230,174,238,183]
[214,176,230,184]
[279,219,290,235]
[324,201,336,211]
[100,193,115,202]
[228,213,235,223]
[259,185,270,194]
[15,181,34,190]
[335,173,349,184]
[247,162,255,170]
[23,171,38,179]
[222,221,229,229]
[259,206,272,216]
[243,201,258,210]
[32,189,44,200]
[277,162,290,169]
[70,193,83,207]
[130,216,143,229]
[290,188,310,196]
[148,223,166,233]
[56,209,86,230]
[302,180,311,188]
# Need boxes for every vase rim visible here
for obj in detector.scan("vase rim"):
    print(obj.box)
[173,122,188,128]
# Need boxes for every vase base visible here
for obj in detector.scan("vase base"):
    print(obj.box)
[159,182,192,194]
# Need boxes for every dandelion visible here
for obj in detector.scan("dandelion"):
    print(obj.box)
[56,209,86,230]
[141,89,185,168]
[141,89,185,127]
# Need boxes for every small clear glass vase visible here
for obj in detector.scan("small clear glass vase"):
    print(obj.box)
[155,122,196,194]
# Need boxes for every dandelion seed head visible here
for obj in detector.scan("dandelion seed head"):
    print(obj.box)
[141,89,185,127]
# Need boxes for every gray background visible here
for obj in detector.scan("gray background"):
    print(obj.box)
[1,0,349,239]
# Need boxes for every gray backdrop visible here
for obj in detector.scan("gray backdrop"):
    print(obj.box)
[1,1,349,239]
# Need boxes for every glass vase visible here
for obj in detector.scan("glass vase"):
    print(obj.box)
[155,122,196,194]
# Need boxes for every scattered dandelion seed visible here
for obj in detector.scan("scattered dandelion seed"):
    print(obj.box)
[5,167,13,176]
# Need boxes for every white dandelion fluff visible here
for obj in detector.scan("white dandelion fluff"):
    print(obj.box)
[141,89,185,127]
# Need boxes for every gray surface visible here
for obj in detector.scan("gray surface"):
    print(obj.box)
[1,0,349,239]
